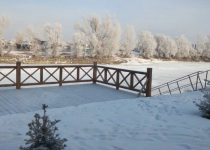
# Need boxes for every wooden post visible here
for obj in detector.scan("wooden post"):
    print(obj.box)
[93,62,97,84]
[16,61,21,89]
[104,68,107,83]
[130,73,134,90]
[116,70,120,90]
[59,67,63,86]
[77,66,80,81]
[40,67,43,84]
[146,68,152,97]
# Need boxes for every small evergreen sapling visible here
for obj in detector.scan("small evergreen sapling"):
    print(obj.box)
[20,104,67,150]
[195,92,210,119]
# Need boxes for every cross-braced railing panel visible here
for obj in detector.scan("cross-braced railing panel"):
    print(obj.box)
[0,67,16,86]
[21,68,40,84]
[0,62,152,97]
[43,67,60,83]
[79,67,93,80]
[62,67,77,82]
[133,73,147,91]
[96,65,149,95]
[107,69,117,84]
[96,67,105,82]
[119,71,131,88]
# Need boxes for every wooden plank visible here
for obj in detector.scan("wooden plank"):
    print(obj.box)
[0,84,16,87]
[97,65,147,74]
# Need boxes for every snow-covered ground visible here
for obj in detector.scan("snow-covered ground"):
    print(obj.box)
[0,91,209,150]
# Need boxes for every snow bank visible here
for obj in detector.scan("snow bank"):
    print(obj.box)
[0,91,209,150]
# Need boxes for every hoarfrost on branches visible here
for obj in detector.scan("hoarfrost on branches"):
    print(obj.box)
[137,30,157,58]
[44,23,62,57]
[74,13,121,57]
[121,25,136,56]
[155,34,177,58]
[70,32,86,57]
[175,35,191,58]
[0,15,10,56]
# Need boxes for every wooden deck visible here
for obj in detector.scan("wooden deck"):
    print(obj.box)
[0,83,136,116]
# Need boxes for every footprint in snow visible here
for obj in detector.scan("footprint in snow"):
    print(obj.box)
[178,144,191,150]
[155,114,161,120]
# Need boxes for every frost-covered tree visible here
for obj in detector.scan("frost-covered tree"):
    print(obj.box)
[137,30,157,58]
[0,15,10,56]
[175,35,191,58]
[202,38,210,58]
[196,34,209,55]
[19,104,67,150]
[15,30,25,44]
[154,34,177,58]
[25,25,42,56]
[121,25,136,56]
[75,13,121,57]
[70,32,86,57]
[44,23,62,57]
[195,92,210,119]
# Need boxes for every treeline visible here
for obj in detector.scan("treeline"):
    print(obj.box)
[0,14,210,60]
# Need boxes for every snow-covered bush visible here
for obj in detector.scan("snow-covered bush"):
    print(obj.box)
[19,104,67,150]
[137,30,157,58]
[195,92,210,119]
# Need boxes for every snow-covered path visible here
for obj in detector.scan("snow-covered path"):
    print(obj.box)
[0,91,209,150]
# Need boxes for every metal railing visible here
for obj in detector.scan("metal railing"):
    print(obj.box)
[152,70,210,96]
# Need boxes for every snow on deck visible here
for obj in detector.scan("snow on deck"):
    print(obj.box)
[0,83,136,116]
[0,91,209,150]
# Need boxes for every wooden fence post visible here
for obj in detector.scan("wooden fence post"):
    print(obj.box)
[146,68,152,97]
[59,67,63,86]
[130,72,134,90]
[77,66,80,81]
[93,62,97,84]
[116,70,120,90]
[104,68,108,83]
[16,61,21,89]
[40,67,43,84]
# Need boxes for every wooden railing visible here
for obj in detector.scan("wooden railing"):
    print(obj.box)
[0,62,152,97]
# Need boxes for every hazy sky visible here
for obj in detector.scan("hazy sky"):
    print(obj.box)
[0,0,210,43]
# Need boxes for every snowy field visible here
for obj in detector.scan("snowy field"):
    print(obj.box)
[0,91,209,150]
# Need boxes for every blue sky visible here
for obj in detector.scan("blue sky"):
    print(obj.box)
[0,0,210,43]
